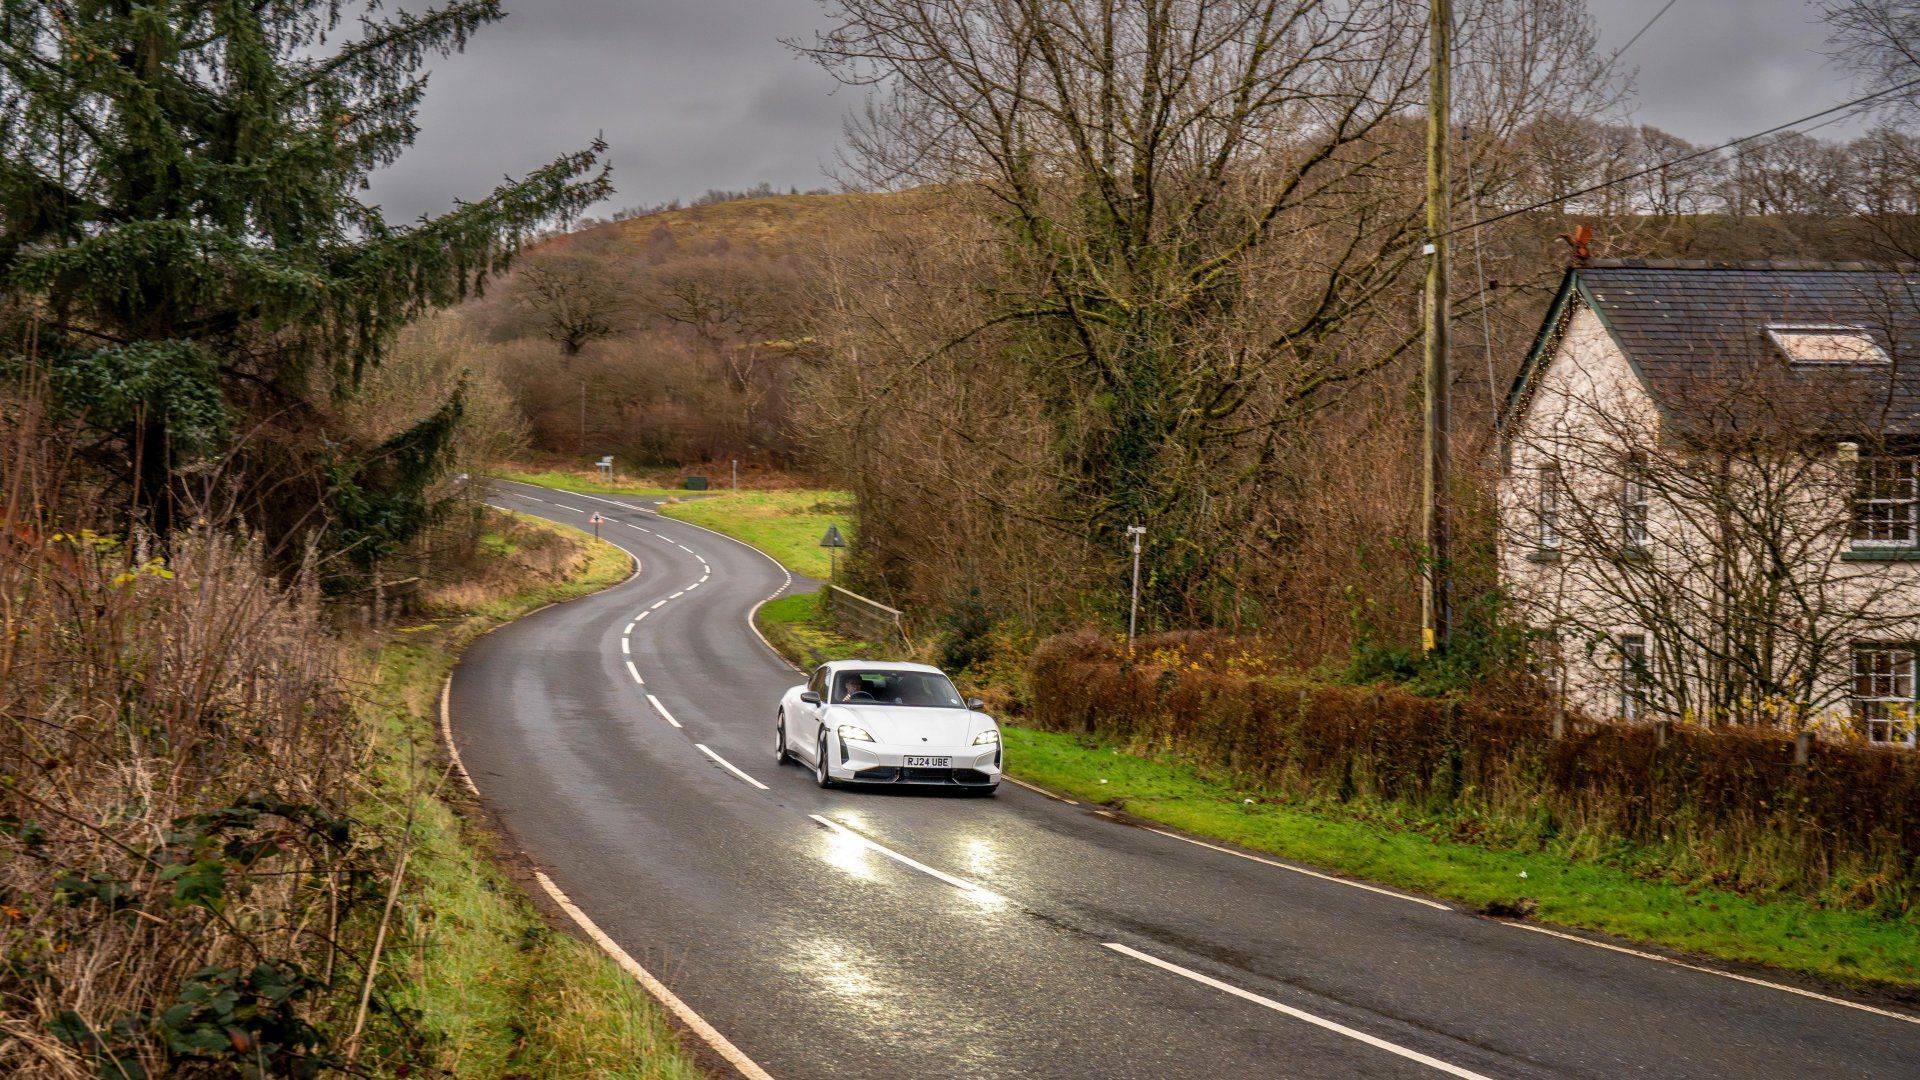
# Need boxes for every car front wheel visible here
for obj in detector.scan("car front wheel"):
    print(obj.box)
[775,712,793,766]
[814,732,837,789]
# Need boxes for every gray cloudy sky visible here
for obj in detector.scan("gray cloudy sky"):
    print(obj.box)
[365,0,1865,223]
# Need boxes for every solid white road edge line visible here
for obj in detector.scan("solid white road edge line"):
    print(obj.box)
[696,743,769,789]
[1138,826,1450,912]
[1501,921,1920,1025]
[808,815,1002,900]
[645,694,682,728]
[1003,776,1077,805]
[438,677,481,798]
[1102,942,1491,1079]
[533,872,775,1080]
[626,661,645,686]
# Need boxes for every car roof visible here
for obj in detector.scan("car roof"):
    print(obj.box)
[825,660,945,676]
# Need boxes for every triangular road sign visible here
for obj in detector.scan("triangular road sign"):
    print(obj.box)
[819,523,846,548]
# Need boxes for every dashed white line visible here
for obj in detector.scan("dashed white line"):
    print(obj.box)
[1136,826,1449,912]
[696,743,768,789]
[557,504,586,513]
[1104,942,1492,1079]
[686,582,701,591]
[670,591,685,599]
[635,610,650,621]
[625,661,644,685]
[809,815,1002,901]
[1502,922,1920,1025]
[651,600,667,610]
[645,694,681,728]
[624,622,635,634]
[534,872,774,1080]
[621,637,631,655]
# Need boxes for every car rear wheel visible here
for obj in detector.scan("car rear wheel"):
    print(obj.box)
[814,732,837,789]
[775,712,793,766]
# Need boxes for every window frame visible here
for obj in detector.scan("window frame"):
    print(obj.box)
[1617,633,1648,722]
[1621,451,1650,550]
[1537,463,1561,551]
[1850,644,1919,748]
[1850,453,1920,549]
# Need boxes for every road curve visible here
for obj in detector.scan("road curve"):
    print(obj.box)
[449,481,1920,1079]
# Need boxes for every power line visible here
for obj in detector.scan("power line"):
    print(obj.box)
[1609,0,1680,66]
[1442,73,1920,239]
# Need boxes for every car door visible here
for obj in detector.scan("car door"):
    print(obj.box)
[800,666,829,760]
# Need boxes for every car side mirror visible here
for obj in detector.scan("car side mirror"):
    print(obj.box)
[966,697,985,711]
[800,691,822,706]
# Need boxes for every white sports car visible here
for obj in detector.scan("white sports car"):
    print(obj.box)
[776,660,1000,794]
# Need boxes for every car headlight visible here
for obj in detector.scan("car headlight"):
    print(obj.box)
[971,729,1000,745]
[836,723,875,743]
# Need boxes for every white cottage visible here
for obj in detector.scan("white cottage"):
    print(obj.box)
[1498,260,1920,744]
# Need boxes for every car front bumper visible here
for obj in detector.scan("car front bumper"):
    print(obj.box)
[830,739,1002,786]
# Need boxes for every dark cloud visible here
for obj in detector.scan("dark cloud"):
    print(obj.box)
[363,1,1868,223]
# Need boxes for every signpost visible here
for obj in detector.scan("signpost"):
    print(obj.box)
[589,511,604,539]
[819,523,846,581]
[1125,525,1147,651]
[731,459,739,491]
[595,455,614,482]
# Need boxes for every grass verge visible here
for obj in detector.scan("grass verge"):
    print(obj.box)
[1005,726,1920,994]
[656,490,852,580]
[755,592,880,667]
[356,509,701,1077]
[495,467,685,498]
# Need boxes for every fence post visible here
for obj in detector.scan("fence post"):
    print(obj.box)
[1654,719,1670,749]
[1793,730,1815,768]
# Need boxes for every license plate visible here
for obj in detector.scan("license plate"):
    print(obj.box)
[903,755,951,768]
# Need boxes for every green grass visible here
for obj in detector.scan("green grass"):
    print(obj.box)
[1005,726,1920,993]
[656,489,852,579]
[495,467,685,498]
[357,515,699,1077]
[755,592,883,667]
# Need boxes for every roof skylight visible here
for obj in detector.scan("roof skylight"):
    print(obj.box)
[1765,324,1890,365]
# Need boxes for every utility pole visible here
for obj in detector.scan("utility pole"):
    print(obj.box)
[578,381,587,453]
[1422,0,1453,655]
[1125,525,1146,651]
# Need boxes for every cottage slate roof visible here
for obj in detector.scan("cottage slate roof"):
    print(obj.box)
[1506,261,1920,438]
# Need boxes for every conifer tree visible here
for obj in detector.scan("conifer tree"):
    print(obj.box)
[0,1,609,579]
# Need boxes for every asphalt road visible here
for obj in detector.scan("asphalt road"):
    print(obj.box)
[451,480,1920,1079]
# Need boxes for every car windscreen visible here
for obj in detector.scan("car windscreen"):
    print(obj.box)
[832,670,965,708]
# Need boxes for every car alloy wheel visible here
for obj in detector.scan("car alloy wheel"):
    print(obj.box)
[775,712,793,765]
[815,732,836,789]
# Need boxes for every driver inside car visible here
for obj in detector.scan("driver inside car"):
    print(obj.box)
[838,674,871,702]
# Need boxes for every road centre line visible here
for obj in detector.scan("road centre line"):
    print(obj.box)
[624,622,635,634]
[808,815,1002,901]
[1103,942,1492,1079]
[557,504,585,513]
[696,743,768,789]
[534,872,774,1080]
[651,600,667,610]
[1137,826,1450,912]
[626,661,645,685]
[646,694,682,728]
[1501,921,1920,1025]
[671,591,685,599]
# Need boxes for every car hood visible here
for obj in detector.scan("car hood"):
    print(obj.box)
[828,705,988,747]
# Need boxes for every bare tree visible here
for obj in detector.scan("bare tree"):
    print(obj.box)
[799,0,1618,619]
[509,247,634,355]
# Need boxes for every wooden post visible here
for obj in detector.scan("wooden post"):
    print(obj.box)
[1421,0,1453,654]
[1654,719,1670,748]
[1794,730,1815,768]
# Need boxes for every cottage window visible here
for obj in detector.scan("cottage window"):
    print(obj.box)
[1618,634,1648,722]
[1851,645,1917,746]
[1621,453,1650,549]
[1851,455,1919,548]
[1537,465,1561,550]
